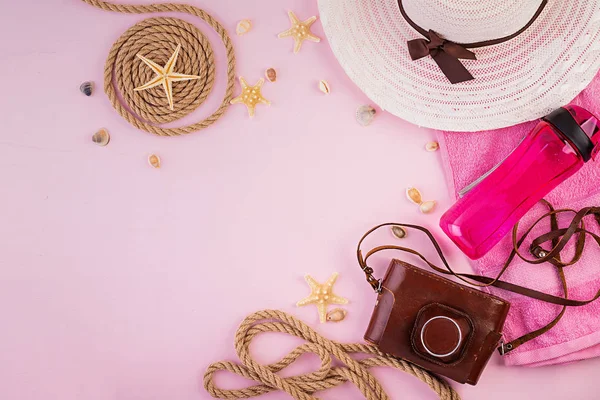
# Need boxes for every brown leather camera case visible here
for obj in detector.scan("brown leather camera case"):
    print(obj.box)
[364,259,510,385]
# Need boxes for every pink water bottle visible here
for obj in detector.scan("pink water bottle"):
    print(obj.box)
[440,105,600,260]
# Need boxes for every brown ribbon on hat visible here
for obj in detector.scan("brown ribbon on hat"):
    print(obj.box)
[407,30,476,84]
[398,0,549,84]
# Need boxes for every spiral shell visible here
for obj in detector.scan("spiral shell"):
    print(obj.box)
[425,141,439,152]
[80,81,93,96]
[355,105,376,126]
[91,128,110,146]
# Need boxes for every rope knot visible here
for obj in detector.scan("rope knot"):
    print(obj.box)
[203,309,460,400]
[82,0,236,136]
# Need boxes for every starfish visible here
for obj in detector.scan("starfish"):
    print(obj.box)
[278,11,321,54]
[133,44,201,111]
[230,77,271,117]
[297,273,348,323]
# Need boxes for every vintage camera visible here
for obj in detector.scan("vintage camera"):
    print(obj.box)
[364,259,510,385]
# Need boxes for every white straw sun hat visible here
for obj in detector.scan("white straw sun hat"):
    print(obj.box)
[318,0,600,131]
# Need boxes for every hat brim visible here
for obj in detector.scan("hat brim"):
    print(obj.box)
[319,0,600,132]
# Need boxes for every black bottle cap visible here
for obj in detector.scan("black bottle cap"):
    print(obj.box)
[542,107,595,162]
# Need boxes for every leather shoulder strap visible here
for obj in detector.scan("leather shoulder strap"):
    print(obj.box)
[357,201,600,354]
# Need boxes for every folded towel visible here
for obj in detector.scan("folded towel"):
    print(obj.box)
[437,71,600,367]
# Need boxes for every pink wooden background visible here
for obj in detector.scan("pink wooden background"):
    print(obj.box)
[1,0,599,399]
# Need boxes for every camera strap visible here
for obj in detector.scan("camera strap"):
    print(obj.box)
[356,200,600,354]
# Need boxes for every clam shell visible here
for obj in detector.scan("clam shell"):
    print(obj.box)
[355,105,376,126]
[265,68,277,83]
[391,225,407,239]
[80,81,93,96]
[406,187,423,205]
[236,19,252,35]
[419,200,437,214]
[326,308,347,322]
[425,141,439,152]
[319,80,330,94]
[92,128,110,146]
[148,154,161,168]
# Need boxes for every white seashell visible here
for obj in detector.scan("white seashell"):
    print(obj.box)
[148,154,161,168]
[319,80,330,94]
[326,308,347,322]
[406,187,423,205]
[236,19,252,35]
[419,200,437,214]
[91,128,110,146]
[265,68,277,83]
[355,105,376,126]
[391,225,407,239]
[425,141,439,152]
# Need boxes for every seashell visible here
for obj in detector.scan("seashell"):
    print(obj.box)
[80,81,93,96]
[406,187,423,205]
[355,105,376,126]
[319,80,330,94]
[148,154,161,168]
[326,308,347,322]
[92,128,110,146]
[419,200,437,214]
[236,19,252,35]
[391,225,407,239]
[265,68,277,83]
[425,141,439,152]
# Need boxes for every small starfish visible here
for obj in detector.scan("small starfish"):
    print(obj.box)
[278,11,321,54]
[230,77,271,117]
[297,273,348,323]
[134,44,201,111]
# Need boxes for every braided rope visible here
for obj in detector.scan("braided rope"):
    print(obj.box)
[81,0,236,136]
[204,310,460,400]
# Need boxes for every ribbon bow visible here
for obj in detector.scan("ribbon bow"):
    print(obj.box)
[407,30,477,84]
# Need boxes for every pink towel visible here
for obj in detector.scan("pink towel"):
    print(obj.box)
[437,71,600,367]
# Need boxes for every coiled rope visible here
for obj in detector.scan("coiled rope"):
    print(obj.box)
[204,310,460,400]
[81,0,236,136]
